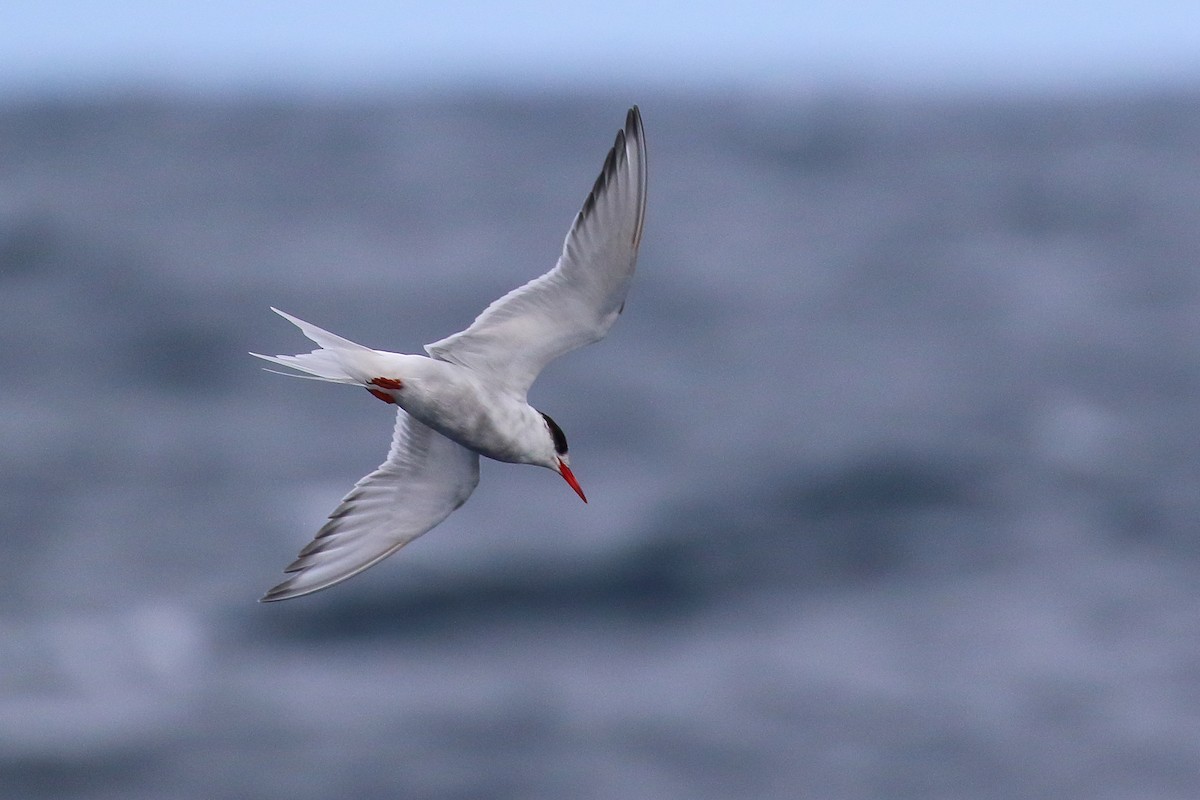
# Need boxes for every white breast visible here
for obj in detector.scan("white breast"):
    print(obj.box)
[393,358,547,465]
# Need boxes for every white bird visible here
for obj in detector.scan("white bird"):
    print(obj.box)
[252,106,647,602]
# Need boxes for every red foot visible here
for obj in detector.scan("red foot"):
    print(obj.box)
[370,377,403,390]
[367,388,397,404]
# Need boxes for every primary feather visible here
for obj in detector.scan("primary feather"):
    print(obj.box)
[261,409,480,601]
[425,106,647,397]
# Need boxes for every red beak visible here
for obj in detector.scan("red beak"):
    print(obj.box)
[558,459,587,503]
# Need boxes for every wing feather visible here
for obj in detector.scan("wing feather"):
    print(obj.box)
[261,409,480,601]
[425,106,647,396]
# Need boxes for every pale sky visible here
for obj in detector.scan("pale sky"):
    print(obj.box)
[1,1,1198,95]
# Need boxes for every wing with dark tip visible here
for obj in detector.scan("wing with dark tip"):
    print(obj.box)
[261,409,480,601]
[425,105,647,397]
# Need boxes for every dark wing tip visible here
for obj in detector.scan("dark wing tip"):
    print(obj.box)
[626,105,642,139]
[624,106,644,158]
[259,574,322,602]
[576,105,644,227]
[624,105,647,249]
[259,583,292,602]
[580,127,624,221]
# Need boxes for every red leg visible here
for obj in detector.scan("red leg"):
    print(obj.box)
[370,377,403,390]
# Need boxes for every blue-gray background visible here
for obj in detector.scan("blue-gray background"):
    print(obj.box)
[3,3,1200,799]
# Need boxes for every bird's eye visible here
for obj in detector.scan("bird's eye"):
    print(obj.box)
[540,412,569,456]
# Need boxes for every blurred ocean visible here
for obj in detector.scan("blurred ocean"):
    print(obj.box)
[2,88,1200,798]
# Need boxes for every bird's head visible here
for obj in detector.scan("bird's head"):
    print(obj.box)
[539,412,586,503]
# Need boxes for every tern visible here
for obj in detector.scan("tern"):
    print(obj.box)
[252,106,646,601]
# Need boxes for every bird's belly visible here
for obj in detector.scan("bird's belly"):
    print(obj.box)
[395,372,533,464]
[424,406,528,463]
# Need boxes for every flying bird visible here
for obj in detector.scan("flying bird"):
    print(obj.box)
[252,106,647,601]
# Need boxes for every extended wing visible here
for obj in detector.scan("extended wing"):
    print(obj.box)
[261,409,480,601]
[425,105,647,397]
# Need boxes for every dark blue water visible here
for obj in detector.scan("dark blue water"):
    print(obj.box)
[2,89,1200,799]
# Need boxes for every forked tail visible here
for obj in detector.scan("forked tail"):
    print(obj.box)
[250,308,378,385]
